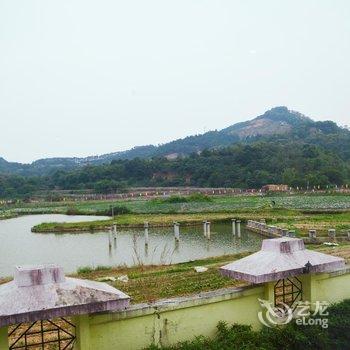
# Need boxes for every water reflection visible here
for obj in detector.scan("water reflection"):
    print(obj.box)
[0,215,263,277]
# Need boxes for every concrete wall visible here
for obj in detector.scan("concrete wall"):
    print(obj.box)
[2,269,350,350]
[88,286,264,350]
[85,268,350,350]
[312,269,350,303]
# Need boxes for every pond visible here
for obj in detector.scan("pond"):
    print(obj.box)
[0,214,264,277]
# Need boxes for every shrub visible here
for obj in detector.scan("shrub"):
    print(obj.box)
[187,193,213,202]
[98,205,131,216]
[66,206,81,215]
[163,196,189,203]
[77,266,93,274]
[95,265,112,271]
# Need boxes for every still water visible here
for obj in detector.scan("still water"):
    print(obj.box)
[0,214,263,277]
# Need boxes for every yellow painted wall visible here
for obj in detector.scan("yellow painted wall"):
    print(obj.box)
[89,286,265,350]
[1,270,345,350]
[86,270,350,350]
[313,271,350,303]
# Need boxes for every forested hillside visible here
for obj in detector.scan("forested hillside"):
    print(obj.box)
[1,106,349,198]
[1,107,349,176]
[1,140,349,198]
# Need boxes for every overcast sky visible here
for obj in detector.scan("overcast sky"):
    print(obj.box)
[1,0,349,163]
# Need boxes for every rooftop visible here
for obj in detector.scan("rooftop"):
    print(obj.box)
[220,237,346,284]
[0,265,130,327]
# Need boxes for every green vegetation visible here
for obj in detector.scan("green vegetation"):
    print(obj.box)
[153,193,213,204]
[2,193,350,218]
[2,193,349,234]
[31,208,303,232]
[269,211,350,237]
[146,299,350,350]
[76,266,94,274]
[1,107,350,188]
[72,245,350,304]
[1,139,350,198]
[74,254,249,303]
[77,265,112,274]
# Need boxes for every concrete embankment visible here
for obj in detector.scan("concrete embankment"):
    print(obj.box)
[246,220,284,238]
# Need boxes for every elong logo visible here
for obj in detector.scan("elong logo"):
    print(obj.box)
[257,299,329,328]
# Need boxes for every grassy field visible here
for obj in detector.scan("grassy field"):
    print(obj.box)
[262,212,350,237]
[73,254,249,303]
[1,193,349,233]
[1,193,350,218]
[31,208,302,232]
[30,208,350,234]
[57,244,350,303]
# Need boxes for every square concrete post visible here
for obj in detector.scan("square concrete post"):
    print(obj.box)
[328,229,336,239]
[264,281,275,305]
[74,315,90,350]
[281,229,288,236]
[203,221,207,237]
[144,222,149,246]
[236,220,241,238]
[0,326,9,350]
[299,274,318,311]
[309,229,316,239]
[231,219,236,236]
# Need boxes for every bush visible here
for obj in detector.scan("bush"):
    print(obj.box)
[77,266,93,274]
[98,205,131,216]
[66,206,82,215]
[187,193,213,202]
[95,265,112,271]
[163,196,189,203]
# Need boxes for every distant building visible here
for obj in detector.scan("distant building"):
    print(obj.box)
[261,184,289,192]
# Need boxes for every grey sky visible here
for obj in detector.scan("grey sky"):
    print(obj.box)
[1,0,349,163]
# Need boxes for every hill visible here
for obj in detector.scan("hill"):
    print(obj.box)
[1,106,349,177]
[1,105,350,197]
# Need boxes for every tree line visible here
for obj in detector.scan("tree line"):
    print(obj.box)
[0,140,349,198]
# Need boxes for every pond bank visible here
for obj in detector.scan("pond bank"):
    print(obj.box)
[31,209,350,234]
[31,210,301,233]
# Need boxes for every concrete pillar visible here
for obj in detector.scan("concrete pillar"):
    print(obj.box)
[74,314,90,350]
[144,222,149,246]
[264,282,275,305]
[0,326,9,350]
[108,230,112,248]
[203,221,207,237]
[231,219,236,236]
[328,229,336,239]
[309,229,317,239]
[236,220,241,238]
[112,224,117,237]
[300,273,319,309]
[206,222,211,240]
[281,229,288,237]
[288,230,295,238]
[144,242,149,257]
[269,226,277,235]
[174,222,180,241]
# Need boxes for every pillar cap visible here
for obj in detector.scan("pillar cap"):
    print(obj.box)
[220,237,345,284]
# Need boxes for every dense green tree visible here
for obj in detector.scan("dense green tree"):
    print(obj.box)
[0,140,349,198]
